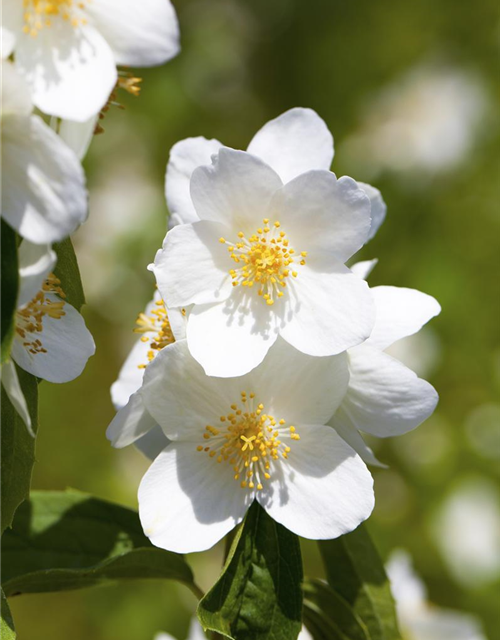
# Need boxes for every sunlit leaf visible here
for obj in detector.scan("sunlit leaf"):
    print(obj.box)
[1,367,38,534]
[197,502,302,640]
[2,490,197,597]
[1,589,16,640]
[1,221,19,364]
[319,525,401,640]
[53,238,85,312]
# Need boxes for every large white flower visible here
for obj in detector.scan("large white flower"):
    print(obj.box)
[153,109,378,377]
[137,337,374,553]
[1,62,88,244]
[2,0,180,121]
[387,550,486,640]
[329,262,440,466]
[107,290,186,458]
[2,240,95,432]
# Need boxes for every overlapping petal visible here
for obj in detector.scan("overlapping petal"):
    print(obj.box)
[17,241,56,307]
[246,107,334,183]
[107,390,158,448]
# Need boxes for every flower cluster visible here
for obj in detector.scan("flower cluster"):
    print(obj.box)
[108,108,440,553]
[2,1,180,430]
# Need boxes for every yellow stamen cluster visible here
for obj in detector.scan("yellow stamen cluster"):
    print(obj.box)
[16,273,66,355]
[94,73,143,135]
[219,219,307,305]
[197,392,300,490]
[22,0,89,37]
[134,300,175,369]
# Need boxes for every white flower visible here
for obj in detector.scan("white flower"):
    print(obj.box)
[2,241,95,432]
[1,62,88,244]
[2,0,180,121]
[107,291,186,458]
[329,264,440,466]
[137,337,374,553]
[387,550,486,640]
[153,109,378,377]
[155,619,312,640]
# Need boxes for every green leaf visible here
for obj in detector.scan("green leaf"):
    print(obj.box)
[1,221,19,363]
[1,367,38,534]
[53,238,85,311]
[2,490,197,597]
[1,589,16,640]
[197,502,303,640]
[319,525,402,640]
[302,579,369,640]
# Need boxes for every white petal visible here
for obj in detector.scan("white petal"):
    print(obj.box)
[17,241,56,307]
[247,108,334,183]
[135,425,170,461]
[138,441,250,553]
[258,424,374,539]
[278,256,375,356]
[1,61,32,116]
[165,137,223,227]
[107,390,158,448]
[358,182,387,241]
[141,339,249,440]
[110,338,148,409]
[272,172,371,261]
[15,22,117,121]
[57,116,98,160]
[350,259,378,280]
[329,408,386,467]
[367,286,441,350]
[298,627,314,640]
[190,148,282,234]
[88,0,180,67]
[186,292,278,377]
[1,1,22,59]
[153,221,233,308]
[12,294,95,383]
[1,360,34,436]
[2,115,87,244]
[166,305,188,342]
[341,345,438,437]
[248,337,349,425]
[408,610,486,640]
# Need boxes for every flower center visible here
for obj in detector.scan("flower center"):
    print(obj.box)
[219,219,307,305]
[22,0,89,37]
[15,273,66,355]
[134,299,179,369]
[197,392,300,490]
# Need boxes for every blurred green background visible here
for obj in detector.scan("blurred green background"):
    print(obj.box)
[10,0,500,638]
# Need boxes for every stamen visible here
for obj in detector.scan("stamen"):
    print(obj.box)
[134,298,175,368]
[22,0,90,37]
[196,393,300,491]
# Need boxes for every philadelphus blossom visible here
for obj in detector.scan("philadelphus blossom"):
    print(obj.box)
[154,108,382,377]
[2,0,180,121]
[154,618,312,640]
[107,290,187,459]
[137,337,374,553]
[2,241,95,434]
[1,62,87,244]
[387,551,486,640]
[329,261,440,466]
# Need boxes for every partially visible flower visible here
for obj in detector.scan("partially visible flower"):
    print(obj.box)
[329,263,440,466]
[107,290,186,458]
[387,550,486,640]
[2,241,95,432]
[154,618,312,640]
[154,109,380,378]
[1,62,88,244]
[2,0,180,121]
[138,337,374,553]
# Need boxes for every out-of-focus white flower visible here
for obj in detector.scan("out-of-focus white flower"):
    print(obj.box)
[432,478,500,588]
[2,241,95,433]
[154,619,312,640]
[154,108,381,378]
[343,64,488,179]
[329,263,440,466]
[2,0,180,121]
[1,62,87,244]
[107,290,186,458]
[387,550,486,640]
[137,337,374,553]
